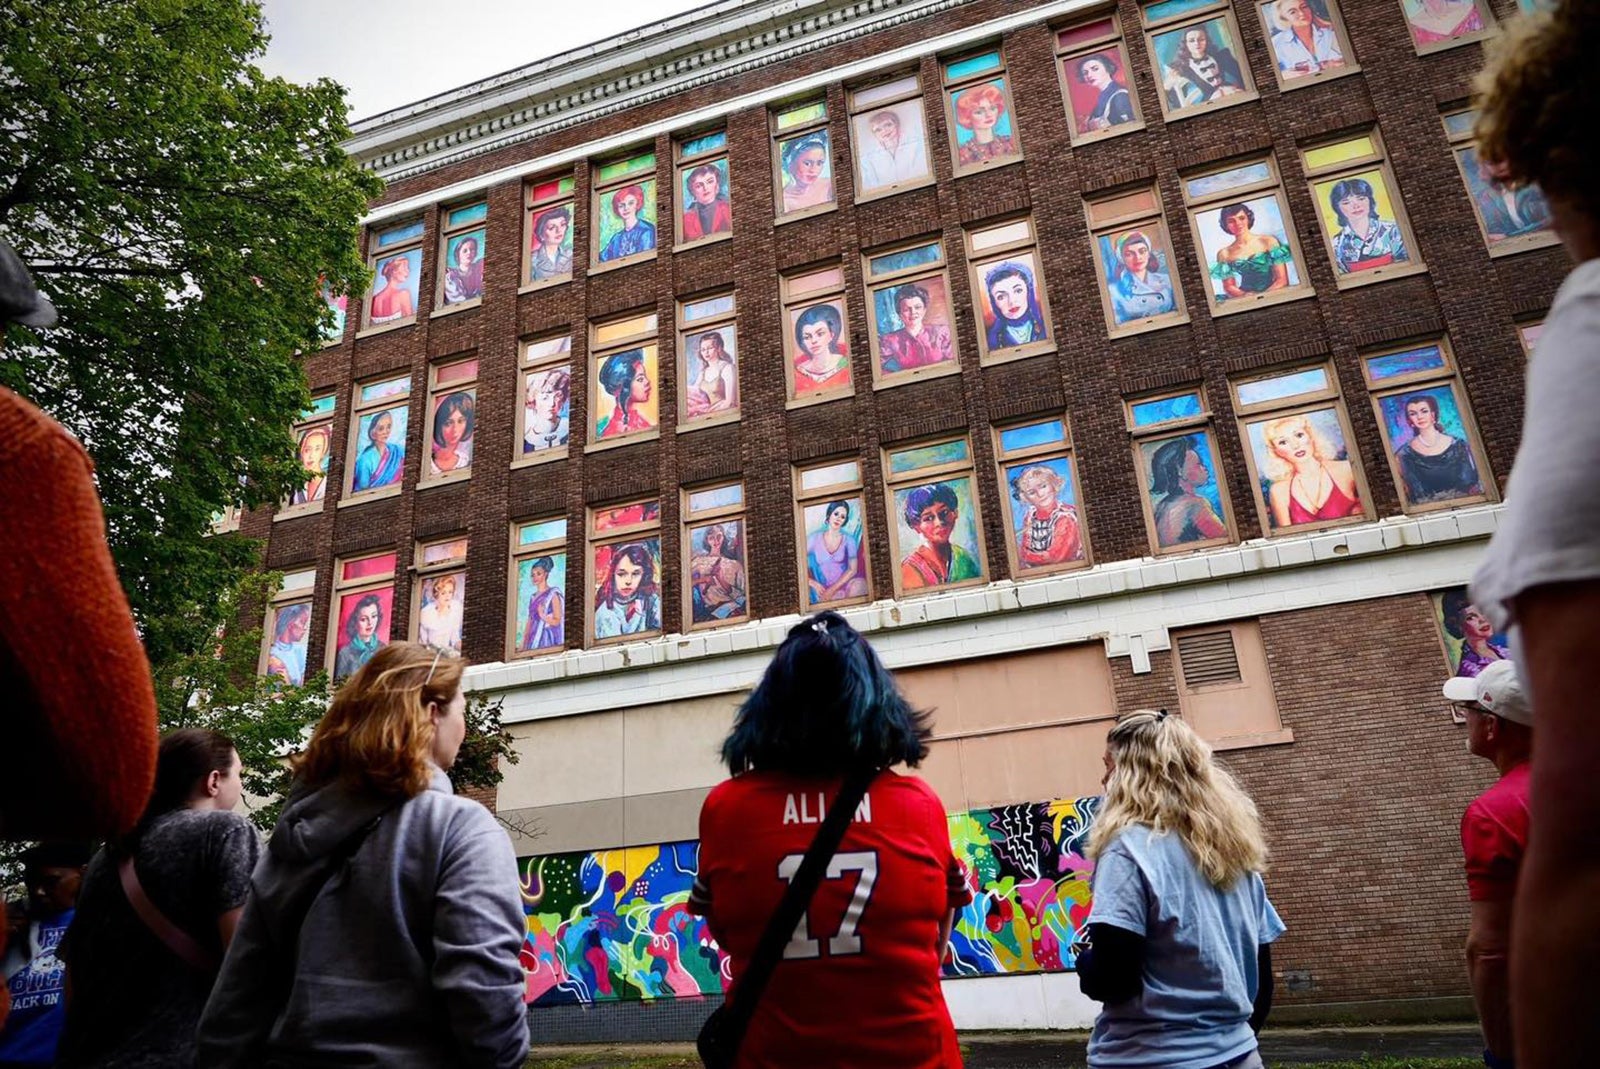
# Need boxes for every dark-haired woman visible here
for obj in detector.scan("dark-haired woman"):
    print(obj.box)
[1440,590,1508,679]
[1078,54,1134,132]
[1328,178,1409,274]
[56,730,259,1068]
[793,303,852,395]
[1150,437,1228,548]
[596,349,655,439]
[688,612,969,1067]
[878,284,952,372]
[1212,203,1292,298]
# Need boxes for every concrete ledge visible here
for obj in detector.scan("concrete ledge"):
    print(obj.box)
[1269,995,1477,1026]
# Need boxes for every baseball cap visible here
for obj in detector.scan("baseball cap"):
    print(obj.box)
[1442,659,1532,726]
[0,240,58,329]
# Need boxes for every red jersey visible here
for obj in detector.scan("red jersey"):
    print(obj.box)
[1461,761,1531,902]
[690,770,969,1068]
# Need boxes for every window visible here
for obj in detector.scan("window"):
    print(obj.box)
[1172,620,1291,748]
[362,219,424,332]
[343,373,410,503]
[992,416,1090,578]
[677,292,740,431]
[847,73,934,202]
[772,99,836,221]
[781,263,855,406]
[1181,155,1313,316]
[328,550,396,681]
[1254,0,1358,88]
[260,567,316,687]
[964,217,1057,365]
[1516,320,1542,360]
[412,536,468,654]
[1140,0,1258,122]
[794,458,874,610]
[862,238,961,388]
[1359,339,1494,513]
[208,504,241,535]
[1085,185,1189,337]
[279,393,336,519]
[1056,12,1146,145]
[319,279,348,346]
[523,173,576,290]
[514,334,573,466]
[422,355,478,485]
[1442,109,1557,258]
[435,201,487,312]
[508,516,569,657]
[882,436,988,597]
[587,499,663,645]
[1399,0,1493,55]
[591,149,659,271]
[675,131,733,249]
[587,311,660,451]
[1126,387,1236,554]
[1231,362,1369,536]
[1300,129,1424,287]
[940,47,1023,176]
[683,482,750,630]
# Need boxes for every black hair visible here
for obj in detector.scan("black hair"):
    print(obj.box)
[530,555,556,573]
[721,611,932,776]
[1441,589,1473,641]
[117,728,236,854]
[345,593,384,639]
[1078,53,1120,80]
[1329,177,1379,228]
[902,482,960,528]
[431,391,476,449]
[893,283,930,316]
[824,499,852,523]
[1150,435,1199,498]
[793,303,843,350]
[1218,202,1256,234]
[533,205,570,242]
[1402,392,1442,423]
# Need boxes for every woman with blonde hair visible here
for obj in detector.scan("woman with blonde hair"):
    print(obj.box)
[1259,412,1361,527]
[197,643,529,1068]
[1078,710,1284,1069]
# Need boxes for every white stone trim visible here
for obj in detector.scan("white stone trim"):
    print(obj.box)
[942,970,1098,1030]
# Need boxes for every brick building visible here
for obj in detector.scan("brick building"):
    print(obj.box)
[245,0,1554,1035]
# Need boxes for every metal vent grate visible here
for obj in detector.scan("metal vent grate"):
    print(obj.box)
[1176,630,1242,688]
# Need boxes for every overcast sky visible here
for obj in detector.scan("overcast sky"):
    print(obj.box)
[256,0,709,121]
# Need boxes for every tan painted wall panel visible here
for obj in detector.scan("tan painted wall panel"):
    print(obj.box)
[622,695,741,796]
[957,719,1112,808]
[900,644,1118,736]
[502,709,626,809]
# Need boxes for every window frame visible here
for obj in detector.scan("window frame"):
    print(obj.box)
[673,130,733,252]
[586,497,665,647]
[963,216,1059,366]
[590,148,659,274]
[1516,318,1543,361]
[586,310,661,453]
[881,433,990,600]
[1140,0,1260,124]
[419,353,480,489]
[1085,184,1192,338]
[1125,387,1238,555]
[277,393,337,521]
[1252,0,1360,91]
[258,567,317,686]
[1180,153,1315,317]
[327,549,398,681]
[522,173,578,293]
[506,516,571,660]
[861,235,963,390]
[991,414,1093,580]
[681,481,751,632]
[410,535,469,655]
[938,44,1025,179]
[1054,11,1148,147]
[780,263,857,409]
[1299,128,1426,289]
[340,372,412,507]
[846,71,936,204]
[433,200,488,317]
[792,457,875,612]
[360,218,424,336]
[1399,0,1494,56]
[1441,108,1560,259]
[770,97,837,224]
[677,290,741,433]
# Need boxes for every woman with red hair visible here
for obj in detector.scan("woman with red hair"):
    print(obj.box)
[954,82,1016,166]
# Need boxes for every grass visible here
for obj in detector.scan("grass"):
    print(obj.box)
[1271,1063,1479,1069]
[525,1055,700,1069]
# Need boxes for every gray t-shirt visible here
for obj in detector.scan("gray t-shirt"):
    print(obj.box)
[56,808,260,1068]
[1086,825,1285,1069]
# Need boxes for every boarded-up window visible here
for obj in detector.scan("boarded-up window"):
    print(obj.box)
[1172,620,1289,748]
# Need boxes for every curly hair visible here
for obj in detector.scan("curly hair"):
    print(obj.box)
[902,482,960,528]
[1259,413,1338,482]
[955,82,1008,129]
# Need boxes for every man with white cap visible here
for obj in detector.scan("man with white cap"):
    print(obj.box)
[1443,659,1531,1069]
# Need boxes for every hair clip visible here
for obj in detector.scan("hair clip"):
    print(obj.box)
[424,647,444,683]
[811,619,829,634]
[1156,709,1169,720]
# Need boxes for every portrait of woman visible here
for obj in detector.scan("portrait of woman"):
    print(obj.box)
[1401,0,1487,48]
[369,251,419,324]
[1104,230,1177,324]
[1156,19,1249,112]
[428,391,474,476]
[981,259,1049,353]
[897,481,982,590]
[1202,199,1300,302]
[1264,0,1347,78]
[684,329,738,420]
[265,602,311,687]
[877,281,954,373]
[805,498,868,605]
[1324,175,1411,274]
[529,206,574,283]
[951,80,1019,167]
[1007,461,1084,570]
[790,301,853,396]
[1252,410,1363,529]
[523,366,571,454]
[442,232,485,305]
[1071,51,1136,135]
[689,522,748,625]
[518,555,566,651]
[416,573,464,653]
[853,101,931,195]
[1380,388,1483,505]
[780,132,834,214]
[595,349,657,439]
[1146,434,1229,549]
[334,590,389,681]
[291,425,331,505]
[593,541,662,640]
[1438,588,1509,678]
[598,182,657,263]
[680,162,732,242]
[351,406,406,493]
[321,284,347,342]
[1458,147,1553,244]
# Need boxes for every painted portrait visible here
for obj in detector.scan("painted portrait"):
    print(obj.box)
[290,424,332,506]
[1098,227,1178,326]
[949,77,1020,168]
[873,275,956,375]
[1313,169,1412,275]
[528,203,574,284]
[592,345,659,442]
[1245,406,1363,532]
[333,584,394,681]
[1455,146,1553,246]
[894,477,984,591]
[350,404,408,494]
[1194,195,1302,304]
[1401,0,1490,50]
[416,571,465,653]
[688,520,749,626]
[592,539,663,641]
[851,99,932,197]
[778,130,834,215]
[1003,457,1085,572]
[522,366,572,455]
[788,299,853,397]
[683,326,739,423]
[320,283,347,343]
[1140,430,1230,551]
[804,496,869,606]
[1261,0,1349,79]
[596,179,658,264]
[1377,384,1484,507]
[428,389,475,477]
[680,159,732,243]
[976,255,1050,355]
[1064,46,1138,138]
[515,552,568,652]
[1432,586,1510,680]
[368,248,422,326]
[264,601,311,687]
[442,228,486,306]
[1152,16,1251,114]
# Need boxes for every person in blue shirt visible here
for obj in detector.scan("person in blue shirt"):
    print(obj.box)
[599,184,657,263]
[0,843,91,1067]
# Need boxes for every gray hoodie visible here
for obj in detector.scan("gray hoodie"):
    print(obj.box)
[197,769,529,1068]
